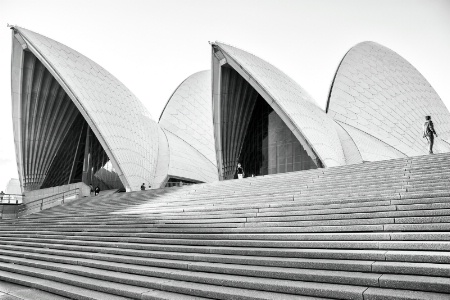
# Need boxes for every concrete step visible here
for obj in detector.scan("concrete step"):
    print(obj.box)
[3,231,449,242]
[2,235,450,251]
[0,269,130,299]
[7,204,450,228]
[363,287,450,300]
[0,260,352,299]
[0,253,382,288]
[2,238,450,263]
[2,239,449,264]
[0,245,377,272]
[0,279,70,300]
[0,152,448,299]
[1,247,449,282]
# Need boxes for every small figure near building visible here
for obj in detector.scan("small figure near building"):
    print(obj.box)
[94,186,100,196]
[0,191,4,201]
[423,116,438,154]
[141,183,146,191]
[89,184,94,196]
[236,163,244,179]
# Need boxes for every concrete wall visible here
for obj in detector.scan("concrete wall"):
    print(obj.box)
[0,205,19,219]
[24,182,91,204]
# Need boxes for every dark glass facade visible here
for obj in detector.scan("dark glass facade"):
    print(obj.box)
[40,116,124,191]
[218,64,320,179]
[18,51,125,191]
[165,177,197,187]
[238,95,317,177]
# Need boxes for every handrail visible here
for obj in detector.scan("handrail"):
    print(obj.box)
[16,188,80,217]
[0,193,23,204]
[164,182,196,188]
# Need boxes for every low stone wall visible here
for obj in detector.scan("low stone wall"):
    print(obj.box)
[24,182,91,204]
[0,205,19,219]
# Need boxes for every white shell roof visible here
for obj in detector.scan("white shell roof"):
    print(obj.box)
[327,41,450,157]
[214,42,346,168]
[15,27,161,191]
[164,130,218,183]
[159,70,217,167]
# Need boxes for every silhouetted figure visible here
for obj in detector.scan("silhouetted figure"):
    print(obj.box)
[89,184,94,196]
[94,186,100,196]
[236,163,244,179]
[423,116,438,154]
[141,183,146,191]
[0,191,4,201]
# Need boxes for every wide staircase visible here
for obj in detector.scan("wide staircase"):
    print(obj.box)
[0,153,449,300]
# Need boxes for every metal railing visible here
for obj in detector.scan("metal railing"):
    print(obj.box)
[164,182,196,188]
[0,193,23,204]
[15,188,80,218]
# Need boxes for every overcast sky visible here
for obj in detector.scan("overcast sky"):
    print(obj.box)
[1,0,449,191]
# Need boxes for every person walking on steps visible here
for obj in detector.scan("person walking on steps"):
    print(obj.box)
[236,163,244,179]
[141,183,146,191]
[89,184,94,196]
[94,185,100,196]
[423,115,438,154]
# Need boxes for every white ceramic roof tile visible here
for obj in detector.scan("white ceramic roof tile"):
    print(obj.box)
[333,122,363,165]
[164,130,218,183]
[159,71,217,167]
[328,41,450,156]
[16,27,160,191]
[215,43,346,167]
[338,121,406,162]
[153,127,170,187]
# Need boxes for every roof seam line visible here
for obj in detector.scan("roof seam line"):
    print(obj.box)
[336,121,408,157]
[162,128,217,169]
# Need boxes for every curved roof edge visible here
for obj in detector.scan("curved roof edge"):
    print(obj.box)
[12,26,161,191]
[164,130,218,183]
[325,46,355,114]
[212,42,346,168]
[159,70,217,168]
[333,121,363,165]
[337,121,407,162]
[158,70,209,122]
[327,41,450,157]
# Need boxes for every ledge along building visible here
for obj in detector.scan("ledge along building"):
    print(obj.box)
[10,27,450,196]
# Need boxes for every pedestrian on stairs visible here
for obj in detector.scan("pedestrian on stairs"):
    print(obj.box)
[236,163,244,179]
[94,186,100,196]
[423,116,438,154]
[89,184,94,196]
[141,183,146,191]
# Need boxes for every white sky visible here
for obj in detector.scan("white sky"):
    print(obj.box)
[1,0,449,191]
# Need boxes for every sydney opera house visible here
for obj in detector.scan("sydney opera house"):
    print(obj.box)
[10,26,450,193]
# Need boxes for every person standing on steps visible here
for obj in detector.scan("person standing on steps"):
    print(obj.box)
[423,116,438,154]
[141,183,146,191]
[236,163,244,179]
[89,184,94,196]
[94,185,100,196]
